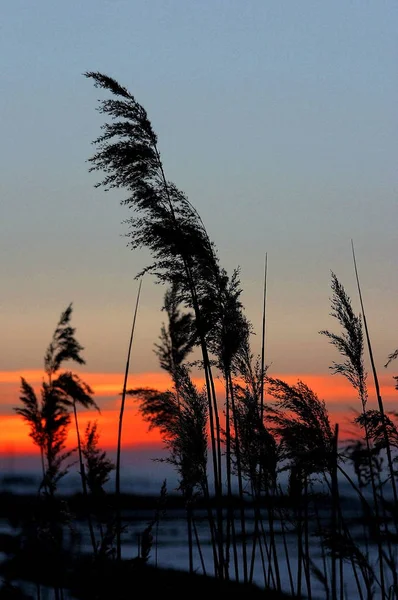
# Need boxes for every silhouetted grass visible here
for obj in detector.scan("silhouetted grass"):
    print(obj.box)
[115,278,142,561]
[5,73,398,599]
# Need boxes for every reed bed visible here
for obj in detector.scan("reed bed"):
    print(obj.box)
[2,73,397,600]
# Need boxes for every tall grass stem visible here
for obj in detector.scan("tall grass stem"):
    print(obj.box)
[116,278,143,561]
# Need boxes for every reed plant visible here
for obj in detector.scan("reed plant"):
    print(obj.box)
[321,272,398,599]
[81,421,115,555]
[83,75,398,598]
[16,305,93,496]
[14,304,97,599]
[85,71,261,579]
[352,242,398,514]
[8,76,398,600]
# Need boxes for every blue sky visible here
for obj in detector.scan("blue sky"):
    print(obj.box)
[1,1,397,380]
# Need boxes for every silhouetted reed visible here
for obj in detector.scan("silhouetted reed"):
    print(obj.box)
[16,305,91,496]
[266,378,334,599]
[128,366,209,574]
[82,421,115,553]
[7,77,398,600]
[14,304,97,599]
[115,278,142,561]
[321,272,398,598]
[85,71,235,576]
[385,347,398,375]
[84,74,398,598]
[352,241,398,514]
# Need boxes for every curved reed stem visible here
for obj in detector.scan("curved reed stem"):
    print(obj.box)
[116,278,142,561]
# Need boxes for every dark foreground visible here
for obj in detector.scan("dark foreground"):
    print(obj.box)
[1,556,292,599]
[73,560,292,599]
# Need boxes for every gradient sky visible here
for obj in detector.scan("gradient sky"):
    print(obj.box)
[1,1,397,452]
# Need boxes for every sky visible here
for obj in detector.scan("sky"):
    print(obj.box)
[1,1,397,459]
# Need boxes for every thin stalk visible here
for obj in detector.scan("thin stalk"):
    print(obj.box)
[303,479,313,600]
[257,525,268,587]
[202,478,220,577]
[249,518,258,584]
[352,567,365,600]
[39,448,47,494]
[259,255,280,593]
[73,402,97,557]
[249,253,268,584]
[263,484,282,594]
[208,364,223,499]
[324,482,366,600]
[341,459,398,584]
[206,360,224,575]
[296,490,303,599]
[192,516,207,576]
[374,467,398,593]
[260,253,268,422]
[331,470,382,598]
[341,472,398,598]
[228,372,248,584]
[310,481,330,600]
[331,428,345,600]
[248,491,267,587]
[361,419,387,596]
[204,358,224,578]
[187,502,194,574]
[249,485,260,584]
[225,384,237,581]
[155,521,159,567]
[258,516,276,589]
[277,497,295,597]
[116,278,142,561]
[249,478,267,585]
[331,425,339,600]
[339,549,344,600]
[230,510,240,582]
[339,506,376,599]
[337,466,375,518]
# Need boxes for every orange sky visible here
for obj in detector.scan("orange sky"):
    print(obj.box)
[0,369,396,454]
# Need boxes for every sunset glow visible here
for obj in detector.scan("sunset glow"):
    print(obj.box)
[1,368,396,453]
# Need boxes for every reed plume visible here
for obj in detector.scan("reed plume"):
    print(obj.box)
[129,367,208,499]
[82,421,115,497]
[14,304,94,599]
[266,378,334,476]
[320,272,391,597]
[385,348,398,370]
[155,282,196,377]
[129,367,208,574]
[85,72,248,577]
[320,273,367,409]
[16,304,91,495]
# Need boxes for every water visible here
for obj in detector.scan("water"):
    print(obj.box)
[0,471,394,599]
